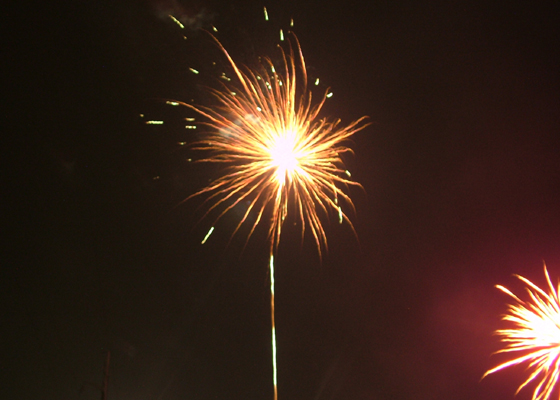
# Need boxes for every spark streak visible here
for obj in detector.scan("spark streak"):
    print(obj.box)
[169,15,184,29]
[201,226,214,244]
[484,264,560,400]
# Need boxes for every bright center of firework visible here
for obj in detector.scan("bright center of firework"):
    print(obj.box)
[270,131,299,182]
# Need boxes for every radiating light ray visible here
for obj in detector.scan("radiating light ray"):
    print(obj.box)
[483,264,560,400]
[177,29,368,400]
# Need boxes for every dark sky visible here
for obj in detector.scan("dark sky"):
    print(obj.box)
[6,0,560,399]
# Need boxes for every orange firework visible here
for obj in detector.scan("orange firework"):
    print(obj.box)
[176,29,368,400]
[484,264,560,400]
[179,34,367,257]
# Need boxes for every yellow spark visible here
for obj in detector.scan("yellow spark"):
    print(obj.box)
[189,68,199,74]
[178,142,186,146]
[201,226,215,244]
[169,15,184,29]
[290,18,294,27]
[179,33,368,257]
[483,264,560,400]
[279,29,284,41]
[212,26,218,32]
[326,92,333,98]
[334,197,343,224]
[145,120,164,125]
[264,7,269,21]
[314,78,320,86]
[185,125,197,129]
[345,170,351,177]
[139,113,144,118]
[166,101,180,106]
[185,117,196,121]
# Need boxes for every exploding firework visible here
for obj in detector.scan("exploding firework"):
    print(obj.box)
[174,13,368,400]
[484,264,560,400]
[179,36,367,257]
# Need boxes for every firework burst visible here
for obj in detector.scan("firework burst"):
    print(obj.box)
[484,264,560,400]
[179,34,367,257]
[175,28,368,400]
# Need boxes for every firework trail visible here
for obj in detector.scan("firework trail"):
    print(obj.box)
[484,264,560,400]
[176,14,368,399]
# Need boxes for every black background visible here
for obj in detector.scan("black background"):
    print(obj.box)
[5,0,560,399]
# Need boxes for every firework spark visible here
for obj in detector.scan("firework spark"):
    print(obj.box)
[177,28,368,400]
[484,264,560,400]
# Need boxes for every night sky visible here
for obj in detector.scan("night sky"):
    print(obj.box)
[6,1,560,399]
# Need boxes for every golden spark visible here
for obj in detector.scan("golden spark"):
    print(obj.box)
[484,264,560,400]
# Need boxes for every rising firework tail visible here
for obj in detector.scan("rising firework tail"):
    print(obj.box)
[484,263,560,400]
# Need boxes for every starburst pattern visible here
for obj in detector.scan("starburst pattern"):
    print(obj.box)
[484,264,560,400]
[178,33,368,256]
